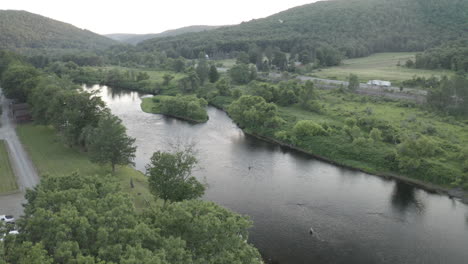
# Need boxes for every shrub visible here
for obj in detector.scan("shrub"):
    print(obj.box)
[369,128,383,142]
[293,120,327,139]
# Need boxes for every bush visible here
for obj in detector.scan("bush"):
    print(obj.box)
[274,130,295,144]
[293,120,327,139]
[369,128,383,142]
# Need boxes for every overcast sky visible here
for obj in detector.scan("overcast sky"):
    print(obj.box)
[1,0,319,34]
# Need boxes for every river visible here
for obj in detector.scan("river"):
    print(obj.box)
[85,85,468,264]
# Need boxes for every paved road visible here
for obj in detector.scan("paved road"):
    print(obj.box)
[0,89,39,217]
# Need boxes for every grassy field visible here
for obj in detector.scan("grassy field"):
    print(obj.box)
[214,59,236,68]
[310,53,453,84]
[16,125,152,209]
[0,140,18,193]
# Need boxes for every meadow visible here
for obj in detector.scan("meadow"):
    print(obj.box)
[0,140,17,194]
[309,53,453,85]
[16,125,152,209]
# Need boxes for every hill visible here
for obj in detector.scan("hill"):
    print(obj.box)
[106,25,221,45]
[0,10,116,54]
[138,0,468,62]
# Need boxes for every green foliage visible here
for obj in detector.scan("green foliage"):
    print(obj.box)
[215,78,231,96]
[146,149,205,204]
[293,120,327,139]
[396,135,440,171]
[196,52,209,84]
[152,95,208,123]
[229,63,253,85]
[2,169,260,263]
[4,242,53,264]
[0,140,17,193]
[83,113,137,172]
[144,200,262,264]
[427,75,468,116]
[139,0,467,66]
[1,63,40,101]
[348,74,359,91]
[179,67,200,92]
[369,128,383,142]
[228,95,284,131]
[0,10,115,54]
[208,65,220,83]
[414,38,468,72]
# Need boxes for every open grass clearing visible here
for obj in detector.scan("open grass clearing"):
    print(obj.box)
[0,140,18,194]
[16,124,152,209]
[310,53,453,84]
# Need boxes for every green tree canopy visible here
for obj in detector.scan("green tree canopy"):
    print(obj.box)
[146,149,205,204]
[83,113,136,172]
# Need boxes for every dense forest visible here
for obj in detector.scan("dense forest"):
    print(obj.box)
[137,0,468,65]
[106,25,221,45]
[411,38,468,72]
[0,10,116,55]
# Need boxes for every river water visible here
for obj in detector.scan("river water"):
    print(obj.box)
[86,85,468,264]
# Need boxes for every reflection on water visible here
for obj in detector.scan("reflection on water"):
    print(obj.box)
[85,85,468,264]
[391,182,425,214]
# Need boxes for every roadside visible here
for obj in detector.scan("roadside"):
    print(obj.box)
[0,89,40,217]
[0,140,17,193]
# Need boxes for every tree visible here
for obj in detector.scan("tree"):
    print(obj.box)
[236,51,250,64]
[228,95,285,130]
[272,50,288,71]
[84,113,136,172]
[216,78,231,96]
[162,74,174,86]
[208,64,220,83]
[348,74,360,91]
[299,80,317,108]
[196,52,209,84]
[179,67,200,92]
[172,57,185,72]
[229,63,251,84]
[1,63,40,102]
[146,148,205,204]
[144,200,263,264]
[136,72,150,82]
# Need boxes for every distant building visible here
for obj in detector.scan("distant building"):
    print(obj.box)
[10,103,32,122]
[367,80,391,87]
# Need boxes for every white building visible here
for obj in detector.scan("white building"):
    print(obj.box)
[367,80,391,87]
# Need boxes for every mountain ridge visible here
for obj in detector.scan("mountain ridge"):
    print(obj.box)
[0,10,116,54]
[106,25,222,45]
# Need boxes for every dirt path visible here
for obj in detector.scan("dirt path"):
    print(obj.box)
[0,89,39,217]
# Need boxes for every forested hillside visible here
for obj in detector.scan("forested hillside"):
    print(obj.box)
[0,10,116,54]
[138,0,468,63]
[106,25,221,45]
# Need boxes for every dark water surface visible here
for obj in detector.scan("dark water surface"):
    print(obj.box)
[86,85,468,264]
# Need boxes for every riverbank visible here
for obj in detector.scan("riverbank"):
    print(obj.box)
[210,102,468,204]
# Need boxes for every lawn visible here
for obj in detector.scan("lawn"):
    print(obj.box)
[16,125,152,209]
[0,140,17,194]
[310,53,453,85]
